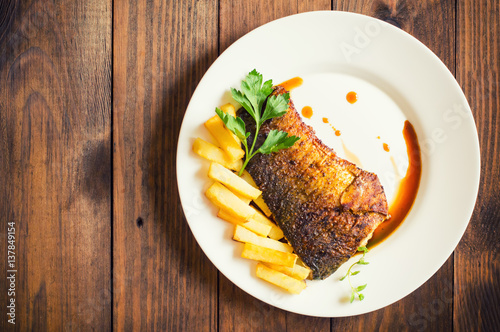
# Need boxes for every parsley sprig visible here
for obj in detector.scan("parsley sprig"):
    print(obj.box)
[216,69,300,175]
[340,246,369,303]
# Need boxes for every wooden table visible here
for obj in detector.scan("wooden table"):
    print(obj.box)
[1,0,498,331]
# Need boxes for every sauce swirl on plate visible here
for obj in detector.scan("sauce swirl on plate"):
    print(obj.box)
[369,120,421,247]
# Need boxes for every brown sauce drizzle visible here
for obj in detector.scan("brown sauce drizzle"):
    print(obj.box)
[279,77,303,91]
[301,106,313,119]
[369,120,421,247]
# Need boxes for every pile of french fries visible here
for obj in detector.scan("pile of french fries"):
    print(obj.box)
[193,103,311,294]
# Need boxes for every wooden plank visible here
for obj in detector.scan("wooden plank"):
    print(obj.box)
[219,0,331,53]
[112,0,218,330]
[329,0,455,330]
[218,1,331,331]
[455,0,500,330]
[0,0,112,330]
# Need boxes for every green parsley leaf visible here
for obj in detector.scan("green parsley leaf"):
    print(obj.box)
[215,108,248,141]
[261,92,290,123]
[240,69,273,118]
[258,130,300,155]
[217,69,300,175]
[357,258,369,265]
[230,88,254,121]
[358,246,368,253]
[356,284,367,292]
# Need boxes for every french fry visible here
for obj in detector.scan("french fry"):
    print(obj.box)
[234,192,252,205]
[217,209,271,237]
[208,162,261,199]
[240,220,271,237]
[262,262,311,280]
[205,182,255,221]
[240,170,258,187]
[240,171,273,216]
[254,196,273,217]
[215,200,283,240]
[256,263,306,294]
[234,193,252,205]
[205,115,244,162]
[241,243,297,268]
[220,103,236,116]
[213,179,252,204]
[250,207,284,240]
[219,103,240,146]
[296,257,308,268]
[233,225,293,253]
[193,138,242,171]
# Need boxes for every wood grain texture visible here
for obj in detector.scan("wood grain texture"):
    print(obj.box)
[112,0,218,330]
[218,1,331,331]
[455,0,500,331]
[0,0,498,330]
[0,0,112,330]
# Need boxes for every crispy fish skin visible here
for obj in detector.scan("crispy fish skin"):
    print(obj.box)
[239,86,389,280]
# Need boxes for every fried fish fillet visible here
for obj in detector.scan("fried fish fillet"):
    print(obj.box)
[239,86,389,280]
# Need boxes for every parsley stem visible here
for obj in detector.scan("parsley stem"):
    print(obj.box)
[249,123,261,157]
[238,157,250,176]
[238,141,250,176]
[340,247,368,303]
[345,266,358,299]
[238,123,261,176]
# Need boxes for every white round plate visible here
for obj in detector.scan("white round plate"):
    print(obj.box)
[176,11,480,317]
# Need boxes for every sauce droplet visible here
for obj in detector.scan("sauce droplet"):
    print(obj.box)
[346,91,357,104]
[301,106,313,119]
[377,136,381,139]
[278,77,303,91]
[326,121,341,136]
[383,143,390,152]
[369,121,421,248]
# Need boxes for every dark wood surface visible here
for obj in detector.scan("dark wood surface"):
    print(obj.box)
[0,0,498,331]
[0,0,112,330]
